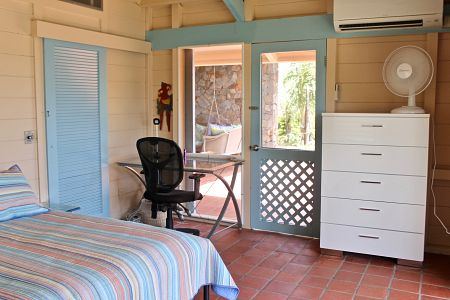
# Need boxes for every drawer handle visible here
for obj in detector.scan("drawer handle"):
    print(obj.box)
[361,153,383,156]
[360,180,382,184]
[358,234,380,239]
[359,207,381,212]
[361,124,384,128]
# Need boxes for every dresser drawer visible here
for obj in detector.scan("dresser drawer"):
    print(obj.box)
[321,197,425,233]
[322,114,429,147]
[322,144,428,176]
[321,171,426,205]
[320,223,424,261]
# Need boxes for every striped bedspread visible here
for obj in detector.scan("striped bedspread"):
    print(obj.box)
[0,211,238,300]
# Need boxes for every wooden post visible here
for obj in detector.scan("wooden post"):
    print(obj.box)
[325,38,337,113]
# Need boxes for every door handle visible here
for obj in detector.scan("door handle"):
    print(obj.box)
[361,153,382,156]
[250,145,260,151]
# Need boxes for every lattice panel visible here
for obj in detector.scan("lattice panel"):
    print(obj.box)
[259,159,315,227]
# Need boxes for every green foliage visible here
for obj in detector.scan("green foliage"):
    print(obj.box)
[277,62,316,148]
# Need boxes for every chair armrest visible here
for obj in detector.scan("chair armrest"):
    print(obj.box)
[188,173,205,200]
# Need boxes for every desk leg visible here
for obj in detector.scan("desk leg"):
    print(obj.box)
[207,164,242,239]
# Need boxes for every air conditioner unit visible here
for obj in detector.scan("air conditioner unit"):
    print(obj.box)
[334,0,443,32]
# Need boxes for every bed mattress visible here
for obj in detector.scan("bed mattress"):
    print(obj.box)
[0,211,238,300]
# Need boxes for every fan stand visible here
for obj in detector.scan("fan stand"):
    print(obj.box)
[390,94,426,114]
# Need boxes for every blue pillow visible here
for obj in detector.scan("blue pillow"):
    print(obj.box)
[0,165,48,221]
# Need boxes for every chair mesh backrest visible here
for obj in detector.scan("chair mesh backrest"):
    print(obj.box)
[136,137,183,193]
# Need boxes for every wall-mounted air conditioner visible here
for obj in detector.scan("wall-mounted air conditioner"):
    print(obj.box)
[334,0,443,32]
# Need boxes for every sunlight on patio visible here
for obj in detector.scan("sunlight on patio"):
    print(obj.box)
[194,166,241,222]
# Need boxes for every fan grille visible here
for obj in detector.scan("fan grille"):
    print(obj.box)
[382,46,433,98]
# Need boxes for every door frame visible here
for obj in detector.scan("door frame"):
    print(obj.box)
[43,39,109,216]
[249,39,326,237]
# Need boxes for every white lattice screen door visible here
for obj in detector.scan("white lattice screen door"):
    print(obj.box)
[250,40,326,237]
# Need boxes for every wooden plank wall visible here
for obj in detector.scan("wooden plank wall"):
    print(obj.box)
[182,0,234,27]
[107,49,147,218]
[253,0,328,20]
[335,34,427,113]
[150,0,233,30]
[0,0,147,218]
[334,33,450,253]
[0,0,38,194]
[427,32,450,253]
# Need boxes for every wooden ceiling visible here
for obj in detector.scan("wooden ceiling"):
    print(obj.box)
[193,45,316,66]
[194,44,242,66]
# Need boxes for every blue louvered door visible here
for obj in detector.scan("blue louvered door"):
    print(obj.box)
[44,39,109,217]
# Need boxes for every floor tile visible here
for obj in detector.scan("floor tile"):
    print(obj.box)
[291,254,318,266]
[260,254,294,270]
[394,269,421,282]
[247,266,279,280]
[238,275,269,290]
[421,284,450,298]
[340,262,367,273]
[334,270,364,283]
[273,271,305,283]
[421,296,449,300]
[360,274,391,287]
[245,247,272,257]
[254,290,287,300]
[264,280,297,295]
[186,220,450,300]
[255,241,281,251]
[234,254,265,267]
[320,290,353,300]
[422,272,450,287]
[327,279,358,293]
[290,284,323,300]
[314,257,343,269]
[301,275,330,288]
[308,266,336,278]
[356,285,388,299]
[391,279,420,293]
[366,265,394,277]
[228,262,254,278]
[237,286,259,300]
[282,263,310,275]
[388,289,419,300]
[277,240,308,255]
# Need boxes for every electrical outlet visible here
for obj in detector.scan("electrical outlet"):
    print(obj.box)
[24,130,34,144]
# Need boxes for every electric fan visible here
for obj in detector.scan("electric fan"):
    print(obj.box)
[382,45,434,114]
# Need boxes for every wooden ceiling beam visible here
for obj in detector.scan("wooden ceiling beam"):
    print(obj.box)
[140,0,195,7]
[222,0,245,22]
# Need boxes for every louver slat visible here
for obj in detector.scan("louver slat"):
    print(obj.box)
[45,41,108,216]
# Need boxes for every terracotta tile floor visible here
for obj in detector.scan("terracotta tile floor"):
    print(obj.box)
[182,221,450,300]
[195,166,241,221]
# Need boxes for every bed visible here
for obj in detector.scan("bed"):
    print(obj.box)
[0,165,239,300]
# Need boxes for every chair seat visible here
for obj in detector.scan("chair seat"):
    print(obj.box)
[144,190,198,204]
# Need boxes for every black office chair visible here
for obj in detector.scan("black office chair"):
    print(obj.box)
[136,137,204,236]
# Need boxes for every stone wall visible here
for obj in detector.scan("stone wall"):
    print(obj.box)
[195,65,242,126]
[261,64,279,147]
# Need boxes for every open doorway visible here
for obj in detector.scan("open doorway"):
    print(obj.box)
[185,44,243,222]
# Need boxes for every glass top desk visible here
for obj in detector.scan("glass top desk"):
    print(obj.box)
[117,153,243,238]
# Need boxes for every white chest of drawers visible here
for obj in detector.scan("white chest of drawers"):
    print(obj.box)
[320,113,429,262]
